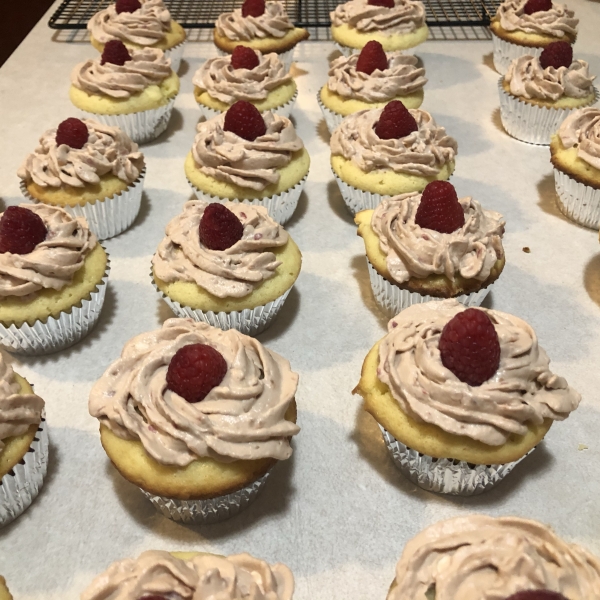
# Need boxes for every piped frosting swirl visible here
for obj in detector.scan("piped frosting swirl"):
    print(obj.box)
[495,0,578,38]
[330,0,426,34]
[216,2,294,41]
[557,106,600,170]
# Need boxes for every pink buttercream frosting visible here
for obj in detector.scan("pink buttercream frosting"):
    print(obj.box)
[330,0,426,34]
[495,0,578,38]
[557,107,600,170]
[215,2,294,41]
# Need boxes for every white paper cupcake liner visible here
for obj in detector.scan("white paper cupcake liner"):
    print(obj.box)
[491,32,543,75]
[554,167,600,229]
[188,174,307,225]
[317,91,344,134]
[217,47,295,73]
[0,415,49,527]
[140,470,271,524]
[380,425,533,496]
[164,39,186,73]
[333,171,388,214]
[0,256,110,355]
[498,80,599,145]
[367,260,493,316]
[21,171,145,240]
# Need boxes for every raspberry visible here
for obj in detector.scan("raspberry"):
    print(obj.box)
[231,45,260,70]
[505,593,568,600]
[55,118,89,149]
[115,0,141,14]
[0,206,47,255]
[356,40,388,75]
[438,308,501,387]
[368,0,395,6]
[166,344,228,403]
[242,0,266,17]
[101,39,132,66]
[523,0,552,13]
[374,100,418,140]
[539,41,573,69]
[199,203,244,251]
[223,100,267,141]
[414,181,465,234]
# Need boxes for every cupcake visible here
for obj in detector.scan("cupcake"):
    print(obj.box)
[491,0,578,75]
[551,107,600,228]
[0,353,47,527]
[81,550,294,599]
[214,0,309,73]
[87,0,186,73]
[0,578,11,600]
[318,41,427,134]
[0,204,109,355]
[89,318,300,523]
[330,0,428,56]
[18,117,145,240]
[70,41,180,144]
[354,300,581,495]
[193,46,297,120]
[331,100,457,214]
[185,101,310,225]
[355,181,505,314]
[152,201,301,336]
[499,42,598,145]
[387,515,600,597]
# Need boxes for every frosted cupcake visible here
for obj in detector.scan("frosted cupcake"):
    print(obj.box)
[185,101,310,225]
[87,0,186,72]
[318,41,427,133]
[70,41,179,144]
[0,353,47,527]
[152,201,301,335]
[89,318,300,523]
[355,300,581,495]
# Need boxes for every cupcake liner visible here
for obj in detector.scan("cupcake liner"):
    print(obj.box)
[367,260,493,316]
[333,171,388,214]
[498,80,600,145]
[216,47,295,73]
[0,255,110,355]
[554,167,600,229]
[0,415,49,527]
[140,470,271,524]
[20,171,145,240]
[317,91,344,134]
[188,174,307,225]
[380,425,533,496]
[491,32,543,75]
[164,39,186,73]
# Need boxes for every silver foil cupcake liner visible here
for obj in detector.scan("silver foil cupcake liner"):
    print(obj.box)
[216,47,295,73]
[164,39,186,73]
[21,171,145,240]
[554,167,600,229]
[498,80,599,145]
[380,425,533,496]
[0,257,110,355]
[0,415,49,527]
[367,260,493,316]
[317,91,344,134]
[140,470,271,524]
[188,174,307,225]
[333,171,388,214]
[491,32,543,75]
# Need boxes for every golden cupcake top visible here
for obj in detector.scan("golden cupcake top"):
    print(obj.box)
[215,0,295,41]
[495,0,578,37]
[330,0,426,34]
[556,106,600,169]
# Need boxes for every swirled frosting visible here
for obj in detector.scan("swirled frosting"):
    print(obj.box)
[153,201,288,298]
[331,108,457,177]
[89,319,300,466]
[496,0,578,38]
[330,0,426,34]
[71,48,171,99]
[87,0,172,46]
[0,204,97,298]
[389,515,600,599]
[371,193,504,284]
[0,355,44,451]
[327,52,426,102]
[81,550,294,600]
[378,300,580,445]
[18,120,143,188]
[557,106,600,170]
[191,111,304,191]
[215,2,294,41]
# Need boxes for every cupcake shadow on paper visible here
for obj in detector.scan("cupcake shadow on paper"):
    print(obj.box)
[537,172,582,226]
[328,179,355,225]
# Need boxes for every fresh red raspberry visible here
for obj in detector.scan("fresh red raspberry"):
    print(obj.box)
[223,100,267,141]
[166,343,228,403]
[0,206,47,255]
[414,181,465,234]
[242,0,266,17]
[505,592,568,600]
[115,0,141,14]
[539,41,573,69]
[101,39,132,66]
[523,0,552,14]
[438,308,501,387]
[374,100,418,140]
[356,40,388,75]
[199,203,244,251]
[55,118,89,149]
[231,45,260,70]
[368,0,395,7]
